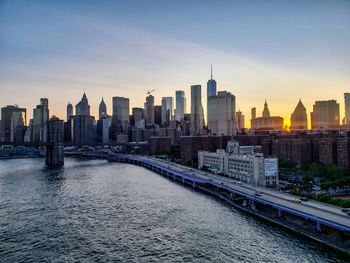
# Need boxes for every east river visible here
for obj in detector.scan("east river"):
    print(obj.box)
[0,158,346,262]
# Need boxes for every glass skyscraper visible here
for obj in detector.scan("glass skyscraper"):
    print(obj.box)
[175,90,186,121]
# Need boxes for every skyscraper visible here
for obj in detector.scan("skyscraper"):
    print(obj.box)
[311,100,340,130]
[236,110,245,131]
[251,107,256,120]
[67,103,73,121]
[72,93,95,146]
[161,96,173,125]
[144,95,155,126]
[191,85,204,135]
[207,91,236,136]
[345,93,350,126]
[75,92,90,116]
[32,98,49,144]
[175,90,186,121]
[99,97,107,120]
[154,105,162,126]
[290,99,308,130]
[112,96,130,133]
[0,105,26,143]
[10,111,25,145]
[132,107,144,128]
[207,64,217,125]
[207,64,217,97]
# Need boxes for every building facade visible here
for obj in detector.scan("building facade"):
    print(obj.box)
[112,96,130,133]
[144,95,155,126]
[99,97,107,120]
[290,99,308,130]
[344,93,350,127]
[32,98,49,145]
[75,93,90,116]
[67,103,73,121]
[236,110,245,131]
[0,105,26,143]
[311,100,340,130]
[251,101,283,131]
[175,90,186,121]
[190,85,204,135]
[207,91,236,136]
[198,141,279,187]
[161,96,173,125]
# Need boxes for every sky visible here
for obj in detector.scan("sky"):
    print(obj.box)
[1,0,350,128]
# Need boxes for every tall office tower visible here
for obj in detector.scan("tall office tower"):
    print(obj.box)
[144,95,155,126]
[207,64,217,97]
[76,92,90,116]
[251,107,256,120]
[67,103,73,121]
[32,98,49,144]
[132,107,144,128]
[345,93,350,126]
[262,100,270,118]
[72,93,95,146]
[311,100,340,129]
[72,115,95,146]
[99,97,107,120]
[0,105,26,143]
[290,99,308,130]
[207,91,236,136]
[112,96,130,133]
[207,65,217,124]
[190,85,204,135]
[161,97,174,125]
[24,119,33,143]
[236,110,245,131]
[10,111,25,145]
[154,105,162,126]
[175,90,186,121]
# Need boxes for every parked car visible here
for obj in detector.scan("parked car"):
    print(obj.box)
[300,197,308,201]
[341,208,350,213]
[254,191,262,196]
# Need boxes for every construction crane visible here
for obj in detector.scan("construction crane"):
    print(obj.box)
[147,89,155,96]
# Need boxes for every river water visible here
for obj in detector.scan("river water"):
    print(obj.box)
[0,158,345,262]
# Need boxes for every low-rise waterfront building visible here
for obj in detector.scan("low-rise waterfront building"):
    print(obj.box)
[198,140,279,186]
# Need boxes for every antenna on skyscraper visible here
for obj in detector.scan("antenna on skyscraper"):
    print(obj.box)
[211,63,213,80]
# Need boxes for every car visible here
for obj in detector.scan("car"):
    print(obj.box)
[341,208,350,213]
[220,182,224,185]
[209,179,213,181]
[236,181,242,185]
[300,197,308,201]
[292,198,302,203]
[254,191,262,196]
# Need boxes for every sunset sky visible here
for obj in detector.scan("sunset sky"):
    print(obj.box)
[1,0,350,128]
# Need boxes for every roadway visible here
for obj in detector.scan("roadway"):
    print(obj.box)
[144,156,350,229]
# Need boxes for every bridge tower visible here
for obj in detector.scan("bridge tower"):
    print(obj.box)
[45,116,64,167]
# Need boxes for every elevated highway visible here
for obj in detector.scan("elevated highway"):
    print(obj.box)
[66,151,350,254]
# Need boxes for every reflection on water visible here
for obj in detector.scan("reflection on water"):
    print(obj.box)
[0,158,345,262]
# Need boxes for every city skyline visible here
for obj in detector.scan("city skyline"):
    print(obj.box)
[1,0,350,127]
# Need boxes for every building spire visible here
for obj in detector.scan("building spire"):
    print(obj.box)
[211,63,213,80]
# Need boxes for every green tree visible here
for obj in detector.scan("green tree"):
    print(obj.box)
[310,163,325,177]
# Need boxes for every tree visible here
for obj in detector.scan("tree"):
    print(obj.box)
[310,163,325,177]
